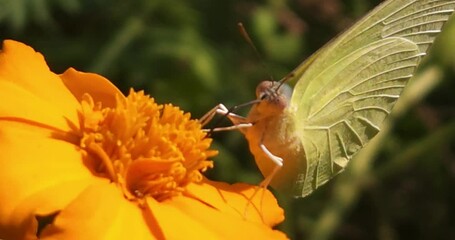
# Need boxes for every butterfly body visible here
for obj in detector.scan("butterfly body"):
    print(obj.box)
[230,81,306,195]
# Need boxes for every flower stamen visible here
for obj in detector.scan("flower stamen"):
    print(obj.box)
[78,89,217,201]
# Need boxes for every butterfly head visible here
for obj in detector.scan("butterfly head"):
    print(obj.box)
[254,81,293,114]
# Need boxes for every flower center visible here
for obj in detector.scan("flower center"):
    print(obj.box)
[78,90,216,201]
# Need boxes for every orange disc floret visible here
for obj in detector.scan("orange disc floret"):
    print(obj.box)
[79,89,217,201]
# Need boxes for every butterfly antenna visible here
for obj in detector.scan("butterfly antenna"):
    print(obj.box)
[238,23,294,93]
[276,71,295,92]
[238,23,275,81]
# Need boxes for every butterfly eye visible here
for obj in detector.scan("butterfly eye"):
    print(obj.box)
[259,92,268,100]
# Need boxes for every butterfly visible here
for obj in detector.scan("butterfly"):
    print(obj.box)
[201,0,455,198]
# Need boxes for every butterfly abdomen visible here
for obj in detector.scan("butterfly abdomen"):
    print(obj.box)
[242,98,306,195]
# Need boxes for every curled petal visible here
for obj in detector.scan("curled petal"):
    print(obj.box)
[60,68,123,109]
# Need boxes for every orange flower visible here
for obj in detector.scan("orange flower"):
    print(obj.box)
[0,40,287,240]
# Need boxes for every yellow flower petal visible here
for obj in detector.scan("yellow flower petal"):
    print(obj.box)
[147,194,287,240]
[0,121,95,239]
[0,40,80,127]
[60,68,123,109]
[40,181,156,240]
[186,178,285,227]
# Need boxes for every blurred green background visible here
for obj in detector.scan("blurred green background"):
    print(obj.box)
[1,0,454,239]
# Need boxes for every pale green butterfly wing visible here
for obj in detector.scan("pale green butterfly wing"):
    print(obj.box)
[290,0,455,197]
[294,37,420,196]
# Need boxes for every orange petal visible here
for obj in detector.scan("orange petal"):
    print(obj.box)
[186,178,285,227]
[60,68,123,109]
[146,197,219,239]
[41,181,156,240]
[0,40,80,125]
[147,195,287,239]
[0,121,96,239]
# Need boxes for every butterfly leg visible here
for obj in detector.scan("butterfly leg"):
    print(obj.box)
[243,143,283,220]
[200,103,246,125]
[199,103,252,132]
[199,103,230,126]
[258,143,283,188]
[208,123,252,132]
